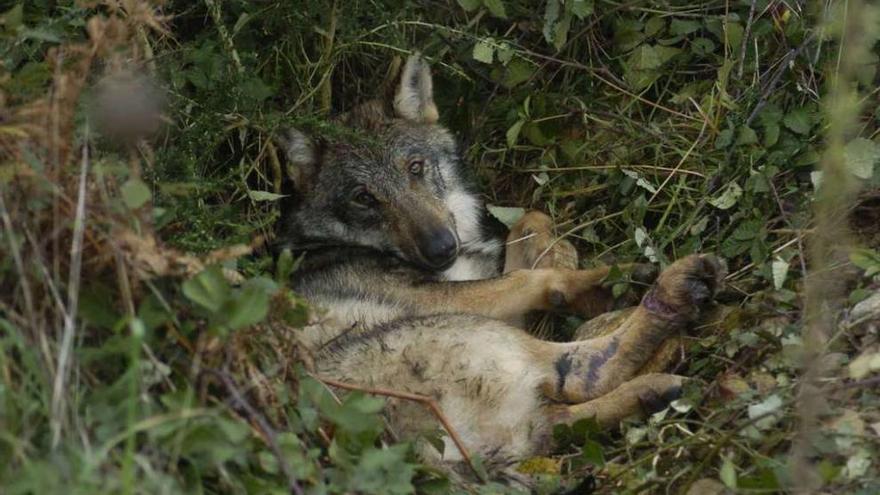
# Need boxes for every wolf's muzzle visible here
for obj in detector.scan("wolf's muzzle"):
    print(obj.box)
[420,228,459,269]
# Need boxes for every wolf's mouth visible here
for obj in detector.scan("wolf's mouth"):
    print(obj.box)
[420,249,459,271]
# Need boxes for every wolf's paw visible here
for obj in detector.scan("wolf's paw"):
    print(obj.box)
[643,254,725,320]
[637,375,688,415]
[506,211,578,271]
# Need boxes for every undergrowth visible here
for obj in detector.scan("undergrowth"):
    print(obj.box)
[2,0,880,493]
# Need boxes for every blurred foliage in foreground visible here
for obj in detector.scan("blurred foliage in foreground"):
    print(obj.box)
[1,0,880,493]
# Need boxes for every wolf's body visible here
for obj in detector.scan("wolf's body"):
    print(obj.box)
[277,55,722,477]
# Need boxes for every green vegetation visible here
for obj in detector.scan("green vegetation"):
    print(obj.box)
[1,0,879,493]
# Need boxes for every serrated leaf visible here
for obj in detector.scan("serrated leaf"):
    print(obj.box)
[121,178,151,209]
[183,266,230,313]
[502,59,535,88]
[482,0,507,18]
[472,40,494,64]
[844,137,880,179]
[248,190,287,202]
[708,182,742,210]
[783,108,812,135]
[622,169,657,193]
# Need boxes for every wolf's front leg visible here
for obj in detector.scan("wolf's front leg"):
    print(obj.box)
[537,254,724,404]
[408,266,618,323]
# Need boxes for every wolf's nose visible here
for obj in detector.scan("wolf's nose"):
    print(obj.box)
[423,229,458,268]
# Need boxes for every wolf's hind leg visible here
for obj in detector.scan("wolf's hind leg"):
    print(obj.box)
[504,211,578,272]
[537,254,723,403]
[573,307,683,375]
[556,373,686,428]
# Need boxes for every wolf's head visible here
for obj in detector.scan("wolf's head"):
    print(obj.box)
[277,55,483,271]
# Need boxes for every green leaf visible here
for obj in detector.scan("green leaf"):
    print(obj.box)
[240,76,272,102]
[708,182,742,210]
[763,123,780,147]
[772,257,789,290]
[120,178,151,209]
[844,137,880,179]
[581,438,605,466]
[569,0,593,19]
[644,17,666,37]
[691,37,715,56]
[736,126,758,146]
[347,445,417,494]
[275,248,297,282]
[182,266,230,313]
[506,119,525,147]
[502,58,535,88]
[482,0,507,18]
[850,248,880,277]
[670,19,701,35]
[543,0,561,45]
[225,283,271,331]
[722,21,743,48]
[487,205,525,227]
[472,40,494,64]
[720,456,738,489]
[2,5,24,30]
[624,45,681,89]
[630,44,680,70]
[248,190,287,202]
[457,0,481,11]
[748,394,783,429]
[783,108,813,135]
[715,128,734,149]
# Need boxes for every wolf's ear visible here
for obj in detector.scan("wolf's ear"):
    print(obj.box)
[276,128,318,190]
[393,54,439,123]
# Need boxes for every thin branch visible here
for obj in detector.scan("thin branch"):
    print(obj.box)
[315,375,485,481]
[737,0,758,78]
[745,32,817,127]
[206,367,305,495]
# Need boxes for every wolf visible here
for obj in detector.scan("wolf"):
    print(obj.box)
[275,55,723,480]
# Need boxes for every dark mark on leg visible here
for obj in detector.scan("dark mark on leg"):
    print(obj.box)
[554,351,574,396]
[586,337,619,387]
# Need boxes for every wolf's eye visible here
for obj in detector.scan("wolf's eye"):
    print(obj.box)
[352,187,377,208]
[408,159,425,176]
